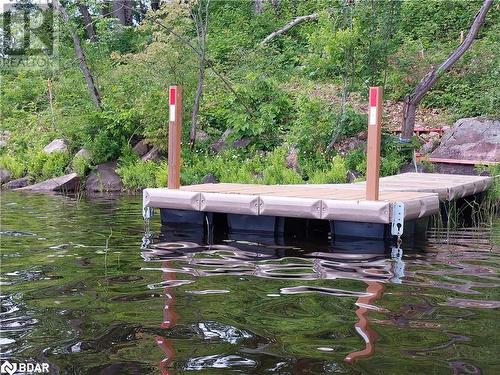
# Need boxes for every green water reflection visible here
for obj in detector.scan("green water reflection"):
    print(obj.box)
[0,192,499,374]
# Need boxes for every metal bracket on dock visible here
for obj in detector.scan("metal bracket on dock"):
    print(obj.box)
[142,190,154,220]
[391,202,405,236]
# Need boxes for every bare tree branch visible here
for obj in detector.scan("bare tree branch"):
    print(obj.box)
[260,12,318,45]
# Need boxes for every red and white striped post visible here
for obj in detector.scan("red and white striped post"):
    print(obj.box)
[365,87,383,201]
[168,85,182,189]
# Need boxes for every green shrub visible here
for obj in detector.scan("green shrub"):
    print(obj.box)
[218,155,264,184]
[181,151,219,185]
[177,147,303,186]
[0,155,26,178]
[1,70,48,115]
[260,147,302,185]
[381,155,405,177]
[345,148,367,176]
[27,152,48,181]
[155,163,168,188]
[178,149,264,185]
[379,135,411,177]
[399,0,490,43]
[27,151,71,182]
[72,156,92,177]
[84,108,141,164]
[0,154,26,178]
[202,75,293,149]
[308,156,348,184]
[335,106,367,139]
[289,95,337,159]
[116,160,163,190]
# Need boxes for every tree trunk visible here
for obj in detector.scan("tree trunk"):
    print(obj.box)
[401,97,417,140]
[253,0,264,14]
[124,1,135,26]
[78,4,97,42]
[112,0,135,26]
[400,0,493,141]
[112,1,126,25]
[190,62,205,148]
[189,0,210,148]
[54,0,102,109]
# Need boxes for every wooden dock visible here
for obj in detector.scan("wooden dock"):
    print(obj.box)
[142,85,494,241]
[143,173,492,239]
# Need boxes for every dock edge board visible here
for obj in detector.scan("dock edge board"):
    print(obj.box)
[143,188,441,231]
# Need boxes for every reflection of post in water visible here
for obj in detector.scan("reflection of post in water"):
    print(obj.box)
[344,246,404,363]
[156,261,178,375]
[344,281,385,363]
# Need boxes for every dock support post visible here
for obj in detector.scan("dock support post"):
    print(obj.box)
[168,85,182,189]
[365,87,383,201]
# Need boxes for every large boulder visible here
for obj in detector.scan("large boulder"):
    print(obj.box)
[0,168,12,184]
[210,129,250,152]
[211,129,232,152]
[85,162,123,192]
[18,173,80,192]
[3,177,29,189]
[419,140,438,155]
[201,173,218,184]
[332,132,366,156]
[196,130,210,143]
[141,146,162,162]
[132,139,151,157]
[43,139,68,154]
[430,117,499,162]
[74,148,91,159]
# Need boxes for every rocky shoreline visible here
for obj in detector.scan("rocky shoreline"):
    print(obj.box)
[1,117,498,195]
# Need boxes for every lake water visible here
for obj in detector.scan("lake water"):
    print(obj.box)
[1,191,499,374]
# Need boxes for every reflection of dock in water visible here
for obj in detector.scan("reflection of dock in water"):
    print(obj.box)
[144,231,407,370]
